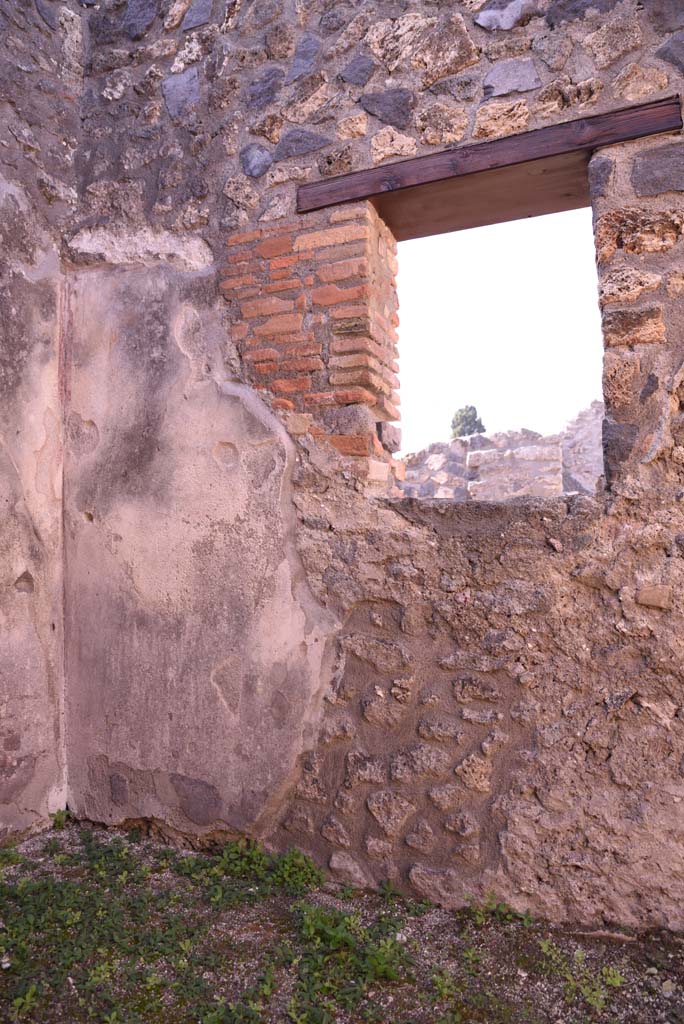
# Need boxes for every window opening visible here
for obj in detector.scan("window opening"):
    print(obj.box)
[397,208,604,501]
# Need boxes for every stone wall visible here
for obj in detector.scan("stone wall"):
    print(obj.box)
[2,0,684,930]
[403,401,604,501]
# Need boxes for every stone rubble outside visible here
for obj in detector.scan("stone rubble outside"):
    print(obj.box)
[1,0,684,929]
[402,401,605,501]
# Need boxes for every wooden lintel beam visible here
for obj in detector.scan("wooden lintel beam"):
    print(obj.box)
[297,97,682,214]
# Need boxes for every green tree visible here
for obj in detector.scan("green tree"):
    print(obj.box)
[451,405,485,439]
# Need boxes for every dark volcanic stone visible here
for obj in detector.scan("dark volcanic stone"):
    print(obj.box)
[274,128,331,161]
[181,0,213,31]
[340,55,376,87]
[88,10,120,44]
[546,0,618,27]
[646,0,684,33]
[286,32,321,83]
[640,374,659,403]
[657,31,684,75]
[360,88,415,129]
[633,143,684,197]
[603,420,638,485]
[320,7,351,34]
[588,155,614,199]
[162,66,201,119]
[122,0,158,39]
[240,143,273,178]
[246,67,285,109]
[35,0,58,30]
[430,74,479,102]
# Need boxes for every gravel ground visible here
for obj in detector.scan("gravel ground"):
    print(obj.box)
[0,820,682,1024]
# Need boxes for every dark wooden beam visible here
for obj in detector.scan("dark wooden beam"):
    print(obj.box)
[375,150,592,241]
[297,97,682,220]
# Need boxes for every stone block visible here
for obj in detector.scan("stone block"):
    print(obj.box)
[340,55,376,86]
[245,67,285,110]
[473,99,529,140]
[329,852,371,888]
[240,143,273,178]
[286,32,321,83]
[656,31,684,75]
[360,89,415,129]
[647,0,684,33]
[181,0,212,31]
[274,129,331,161]
[367,789,416,836]
[484,58,541,97]
[416,104,468,145]
[612,64,669,102]
[602,307,667,348]
[546,0,619,27]
[371,127,417,164]
[162,67,201,119]
[122,0,158,40]
[588,155,613,199]
[632,143,684,198]
[476,0,543,31]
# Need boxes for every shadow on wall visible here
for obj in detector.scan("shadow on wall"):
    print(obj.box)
[401,401,604,501]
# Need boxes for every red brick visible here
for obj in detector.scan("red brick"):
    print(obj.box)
[219,274,258,291]
[330,205,369,224]
[255,235,293,258]
[317,258,368,284]
[330,335,374,354]
[272,377,312,394]
[280,356,324,374]
[329,367,388,393]
[297,239,367,262]
[247,332,308,348]
[243,347,279,363]
[253,313,303,337]
[330,304,368,319]
[231,323,249,340]
[227,229,260,245]
[327,434,373,456]
[253,361,279,376]
[377,394,400,420]
[273,398,295,411]
[265,278,300,293]
[304,387,376,407]
[282,341,322,358]
[241,295,294,318]
[312,283,368,307]
[270,254,299,270]
[330,353,380,372]
[294,224,367,252]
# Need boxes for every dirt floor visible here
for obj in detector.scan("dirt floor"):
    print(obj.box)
[0,819,682,1023]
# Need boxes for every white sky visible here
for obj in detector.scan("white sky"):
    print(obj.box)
[396,207,603,455]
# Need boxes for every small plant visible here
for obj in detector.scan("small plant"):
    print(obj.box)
[0,847,23,868]
[462,946,481,975]
[432,966,457,1002]
[50,808,69,830]
[537,939,625,1013]
[465,891,531,928]
[270,847,323,896]
[10,983,40,1021]
[379,878,400,902]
